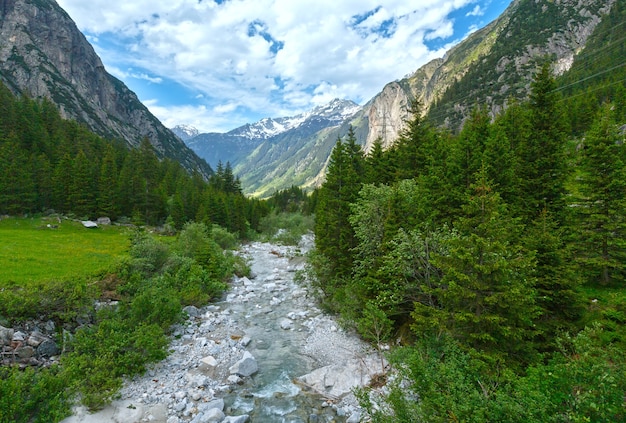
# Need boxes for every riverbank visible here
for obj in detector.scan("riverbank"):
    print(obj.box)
[62,237,381,423]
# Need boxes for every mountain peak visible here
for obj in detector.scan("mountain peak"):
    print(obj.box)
[171,124,200,141]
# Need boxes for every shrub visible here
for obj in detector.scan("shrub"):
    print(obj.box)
[63,311,168,410]
[210,224,239,250]
[0,366,72,423]
[258,212,313,245]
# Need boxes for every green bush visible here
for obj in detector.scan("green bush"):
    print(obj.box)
[0,366,72,423]
[360,326,626,423]
[210,224,239,250]
[258,212,313,245]
[63,311,168,410]
[0,277,97,324]
[128,232,170,277]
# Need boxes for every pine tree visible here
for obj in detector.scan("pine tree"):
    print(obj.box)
[525,211,584,349]
[393,100,432,180]
[98,145,119,219]
[70,150,96,218]
[0,137,35,214]
[52,152,74,213]
[315,127,365,280]
[517,63,569,222]
[418,166,538,360]
[574,103,626,285]
[365,137,395,185]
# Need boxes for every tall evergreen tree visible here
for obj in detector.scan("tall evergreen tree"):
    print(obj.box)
[574,103,626,285]
[315,127,365,280]
[416,167,538,360]
[517,63,568,221]
[0,137,35,214]
[392,100,432,180]
[98,145,119,219]
[364,137,395,185]
[70,150,96,218]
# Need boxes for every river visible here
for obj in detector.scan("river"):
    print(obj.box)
[63,237,380,423]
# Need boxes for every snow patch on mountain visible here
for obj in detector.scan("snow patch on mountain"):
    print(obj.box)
[171,124,200,141]
[228,98,361,140]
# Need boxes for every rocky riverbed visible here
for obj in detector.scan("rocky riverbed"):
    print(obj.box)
[62,236,383,423]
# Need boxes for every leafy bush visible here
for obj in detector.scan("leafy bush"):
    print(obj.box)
[0,277,97,324]
[0,366,72,423]
[258,212,313,245]
[210,224,239,250]
[63,311,168,410]
[360,326,626,423]
[127,230,170,277]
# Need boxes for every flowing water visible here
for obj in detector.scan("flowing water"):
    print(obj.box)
[220,239,352,422]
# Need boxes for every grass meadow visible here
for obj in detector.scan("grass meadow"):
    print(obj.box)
[0,217,129,285]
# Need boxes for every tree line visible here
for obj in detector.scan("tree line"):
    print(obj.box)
[0,83,270,237]
[312,63,626,421]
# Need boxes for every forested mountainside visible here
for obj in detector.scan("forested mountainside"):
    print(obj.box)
[310,2,626,418]
[0,82,269,232]
[195,0,616,196]
[0,0,212,177]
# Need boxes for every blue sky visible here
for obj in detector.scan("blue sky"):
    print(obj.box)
[56,0,512,133]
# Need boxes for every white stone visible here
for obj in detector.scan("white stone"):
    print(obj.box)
[201,356,218,368]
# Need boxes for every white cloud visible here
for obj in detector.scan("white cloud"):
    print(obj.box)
[57,0,489,131]
[466,5,485,17]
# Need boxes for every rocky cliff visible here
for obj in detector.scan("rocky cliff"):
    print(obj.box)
[361,0,615,151]
[0,0,211,177]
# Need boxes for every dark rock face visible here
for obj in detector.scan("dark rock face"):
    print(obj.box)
[0,0,211,177]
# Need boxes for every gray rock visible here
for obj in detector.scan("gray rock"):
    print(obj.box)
[204,408,225,422]
[280,319,294,330]
[43,320,56,333]
[0,326,13,345]
[227,375,243,385]
[16,346,35,359]
[223,416,249,423]
[174,400,187,412]
[240,336,251,347]
[201,355,218,369]
[12,331,26,342]
[347,411,362,423]
[27,331,47,347]
[37,339,60,357]
[229,352,258,377]
[167,417,181,423]
[199,398,224,413]
[184,306,201,318]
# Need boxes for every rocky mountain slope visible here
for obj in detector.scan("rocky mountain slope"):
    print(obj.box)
[0,0,212,177]
[183,99,360,196]
[363,0,615,149]
[188,0,615,196]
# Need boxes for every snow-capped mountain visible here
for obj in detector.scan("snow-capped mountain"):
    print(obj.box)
[181,98,361,172]
[171,124,200,141]
[227,98,361,140]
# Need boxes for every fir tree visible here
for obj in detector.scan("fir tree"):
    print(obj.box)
[574,103,626,285]
[417,166,538,360]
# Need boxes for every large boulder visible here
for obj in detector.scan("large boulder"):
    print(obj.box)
[229,351,258,377]
[298,356,383,398]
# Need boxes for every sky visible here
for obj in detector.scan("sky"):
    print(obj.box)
[56,0,512,133]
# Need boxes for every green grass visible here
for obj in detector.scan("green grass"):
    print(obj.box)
[0,217,130,284]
